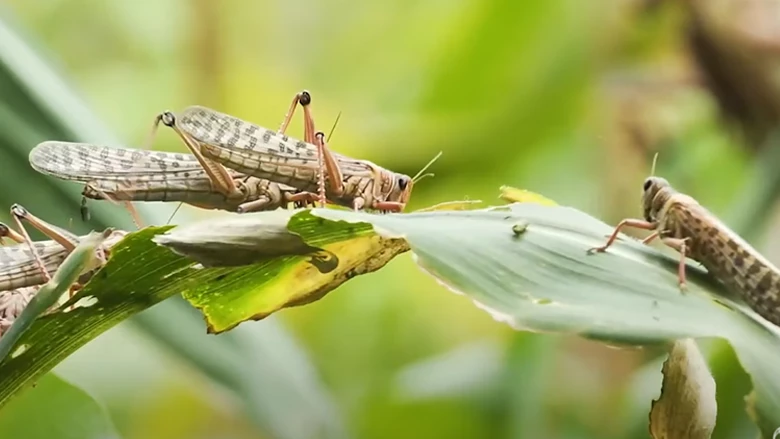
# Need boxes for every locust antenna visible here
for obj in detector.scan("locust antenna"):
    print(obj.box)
[166,203,184,225]
[326,111,342,143]
[650,152,659,176]
[412,151,442,184]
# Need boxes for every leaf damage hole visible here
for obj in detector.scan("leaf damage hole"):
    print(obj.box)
[10,343,29,358]
[67,295,98,311]
[162,265,198,279]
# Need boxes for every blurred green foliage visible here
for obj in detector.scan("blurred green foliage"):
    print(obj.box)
[2,0,780,437]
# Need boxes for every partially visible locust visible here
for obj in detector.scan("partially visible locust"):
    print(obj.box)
[0,205,126,293]
[28,142,308,223]
[0,205,125,336]
[152,91,423,212]
[588,176,780,327]
[0,222,47,337]
[0,223,72,292]
[0,286,38,337]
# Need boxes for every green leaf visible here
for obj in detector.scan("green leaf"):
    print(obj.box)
[152,200,780,436]
[155,209,410,333]
[393,340,504,401]
[0,372,120,439]
[300,203,780,437]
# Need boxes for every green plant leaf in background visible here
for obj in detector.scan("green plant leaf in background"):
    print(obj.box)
[148,198,780,436]
[0,372,120,439]
[0,7,346,439]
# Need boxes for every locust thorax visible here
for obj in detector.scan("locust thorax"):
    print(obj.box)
[641,176,676,223]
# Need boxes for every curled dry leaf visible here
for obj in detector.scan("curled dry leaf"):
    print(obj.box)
[649,339,717,439]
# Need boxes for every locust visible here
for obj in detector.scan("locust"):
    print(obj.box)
[587,175,780,327]
[0,221,50,336]
[0,204,126,293]
[28,142,308,222]
[151,90,423,212]
[0,286,38,337]
[0,206,125,336]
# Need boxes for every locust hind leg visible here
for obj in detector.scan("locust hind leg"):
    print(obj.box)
[0,222,26,246]
[277,91,346,207]
[157,112,244,202]
[277,90,312,139]
[9,204,71,285]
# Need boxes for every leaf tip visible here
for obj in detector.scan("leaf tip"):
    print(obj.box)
[499,186,558,206]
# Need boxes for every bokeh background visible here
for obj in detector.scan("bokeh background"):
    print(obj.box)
[1,0,778,437]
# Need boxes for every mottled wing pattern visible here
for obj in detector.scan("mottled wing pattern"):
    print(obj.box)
[669,201,780,324]
[177,106,316,159]
[0,241,69,291]
[29,141,259,203]
[177,106,376,176]
[29,141,220,182]
[30,140,304,209]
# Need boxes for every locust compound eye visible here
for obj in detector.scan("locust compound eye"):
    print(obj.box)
[397,177,409,191]
[643,178,653,192]
[160,111,176,127]
[299,90,312,106]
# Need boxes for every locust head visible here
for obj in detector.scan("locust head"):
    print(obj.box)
[380,151,442,211]
[379,172,413,211]
[641,176,674,223]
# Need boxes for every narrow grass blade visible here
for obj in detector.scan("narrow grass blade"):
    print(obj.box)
[0,229,112,361]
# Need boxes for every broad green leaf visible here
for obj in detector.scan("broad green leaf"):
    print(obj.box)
[303,203,780,438]
[152,200,780,437]
[0,372,120,439]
